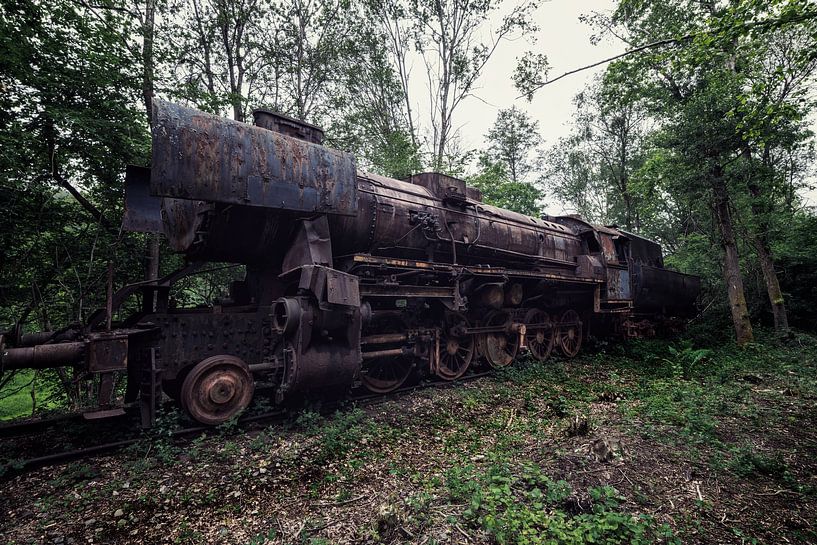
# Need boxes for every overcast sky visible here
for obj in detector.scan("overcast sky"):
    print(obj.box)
[406,0,816,209]
[453,0,624,151]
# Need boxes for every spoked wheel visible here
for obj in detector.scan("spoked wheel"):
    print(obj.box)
[437,312,474,380]
[479,311,520,368]
[361,356,414,394]
[181,355,254,425]
[557,309,583,358]
[525,309,555,361]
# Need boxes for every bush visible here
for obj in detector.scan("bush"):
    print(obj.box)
[446,462,678,545]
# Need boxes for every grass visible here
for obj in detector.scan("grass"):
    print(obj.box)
[446,462,678,545]
[0,370,37,420]
[0,369,65,420]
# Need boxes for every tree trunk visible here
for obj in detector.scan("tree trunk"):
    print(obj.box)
[712,167,753,345]
[142,0,160,306]
[142,0,155,122]
[745,147,789,333]
[753,236,789,332]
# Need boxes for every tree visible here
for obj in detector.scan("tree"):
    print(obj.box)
[367,0,420,151]
[543,80,650,231]
[273,0,359,121]
[165,0,275,121]
[531,0,817,343]
[468,157,542,216]
[485,106,541,183]
[408,0,539,171]
[633,1,813,340]
[729,23,817,333]
[323,8,422,179]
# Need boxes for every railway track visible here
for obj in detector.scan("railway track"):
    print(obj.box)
[0,371,494,477]
[0,412,89,439]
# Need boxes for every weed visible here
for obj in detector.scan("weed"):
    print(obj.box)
[727,445,789,479]
[295,409,322,434]
[448,462,678,545]
[0,458,24,477]
[217,413,242,436]
[249,430,271,451]
[663,341,712,379]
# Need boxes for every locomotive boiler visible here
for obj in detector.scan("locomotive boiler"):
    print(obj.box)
[0,100,700,426]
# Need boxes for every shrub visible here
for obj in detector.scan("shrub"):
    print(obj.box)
[446,462,678,545]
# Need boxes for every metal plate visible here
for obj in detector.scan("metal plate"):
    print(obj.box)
[87,336,128,372]
[151,99,358,215]
[326,269,360,307]
[123,165,162,233]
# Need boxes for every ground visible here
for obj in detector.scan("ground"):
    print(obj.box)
[1,331,816,545]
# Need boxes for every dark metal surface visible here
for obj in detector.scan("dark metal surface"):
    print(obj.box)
[253,109,324,144]
[87,335,128,372]
[1,342,85,370]
[330,172,584,270]
[123,165,162,233]
[151,99,357,215]
[632,264,701,316]
[146,311,268,382]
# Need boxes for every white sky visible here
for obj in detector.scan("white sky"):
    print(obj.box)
[456,0,624,151]
[404,0,817,209]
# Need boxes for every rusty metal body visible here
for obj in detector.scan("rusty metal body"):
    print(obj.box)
[1,100,701,427]
[330,172,583,270]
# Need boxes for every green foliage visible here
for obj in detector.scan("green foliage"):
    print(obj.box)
[0,0,149,334]
[526,0,817,340]
[468,159,543,216]
[543,80,649,231]
[663,341,712,380]
[301,408,369,465]
[0,371,38,420]
[485,106,542,183]
[774,211,817,330]
[727,445,789,480]
[614,331,817,451]
[447,462,678,545]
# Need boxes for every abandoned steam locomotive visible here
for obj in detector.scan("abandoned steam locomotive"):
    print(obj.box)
[0,101,700,426]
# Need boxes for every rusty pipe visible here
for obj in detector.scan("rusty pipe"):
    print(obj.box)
[248,362,277,374]
[361,333,408,345]
[17,331,57,347]
[1,342,86,370]
[361,348,405,360]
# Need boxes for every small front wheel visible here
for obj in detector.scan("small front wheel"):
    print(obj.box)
[181,355,254,425]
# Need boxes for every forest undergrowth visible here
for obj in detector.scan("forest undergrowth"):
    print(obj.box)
[1,328,815,545]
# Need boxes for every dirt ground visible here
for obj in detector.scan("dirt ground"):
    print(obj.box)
[1,339,816,544]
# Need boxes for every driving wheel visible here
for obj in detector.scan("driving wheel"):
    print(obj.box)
[557,309,583,358]
[479,311,520,368]
[525,309,555,361]
[437,312,474,380]
[361,356,414,393]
